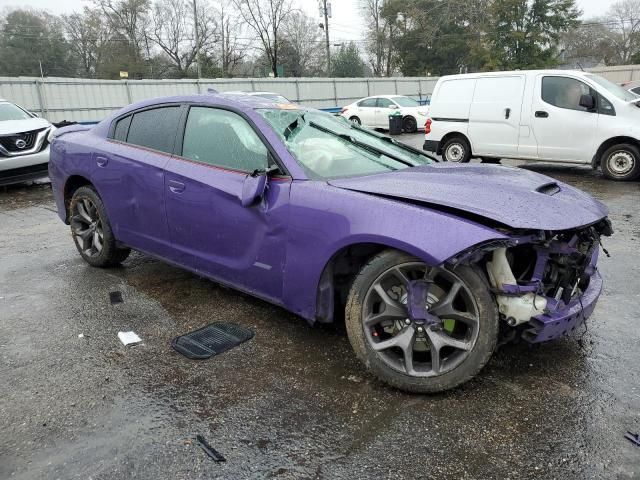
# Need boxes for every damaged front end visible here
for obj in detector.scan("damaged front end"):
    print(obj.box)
[449,218,613,344]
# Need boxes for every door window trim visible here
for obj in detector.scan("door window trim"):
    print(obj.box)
[107,102,184,155]
[174,103,291,177]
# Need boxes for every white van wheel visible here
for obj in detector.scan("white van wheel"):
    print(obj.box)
[601,144,640,181]
[442,137,471,163]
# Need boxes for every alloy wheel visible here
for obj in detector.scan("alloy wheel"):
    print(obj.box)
[70,197,104,258]
[362,262,480,378]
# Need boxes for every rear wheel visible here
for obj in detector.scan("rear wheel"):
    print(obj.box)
[69,186,130,267]
[441,136,471,163]
[345,250,498,393]
[601,144,640,181]
[349,116,361,126]
[403,116,417,133]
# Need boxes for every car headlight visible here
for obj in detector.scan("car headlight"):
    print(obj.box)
[47,125,57,143]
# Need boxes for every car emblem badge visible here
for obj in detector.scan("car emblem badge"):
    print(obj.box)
[15,139,27,149]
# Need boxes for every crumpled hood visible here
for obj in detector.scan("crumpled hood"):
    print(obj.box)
[328,163,609,230]
[0,117,51,135]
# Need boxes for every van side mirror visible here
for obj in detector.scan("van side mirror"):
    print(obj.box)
[579,94,596,110]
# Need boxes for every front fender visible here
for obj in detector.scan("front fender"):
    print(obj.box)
[282,181,508,322]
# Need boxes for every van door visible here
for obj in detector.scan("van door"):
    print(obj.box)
[530,75,598,163]
[467,75,525,157]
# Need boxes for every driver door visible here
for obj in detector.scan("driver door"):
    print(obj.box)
[164,106,291,302]
[375,97,396,127]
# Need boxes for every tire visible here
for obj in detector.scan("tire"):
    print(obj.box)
[441,136,471,163]
[69,186,130,267]
[600,143,640,181]
[345,249,498,393]
[403,116,417,133]
[349,116,361,126]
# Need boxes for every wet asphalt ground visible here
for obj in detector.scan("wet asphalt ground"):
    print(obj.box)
[1,133,640,479]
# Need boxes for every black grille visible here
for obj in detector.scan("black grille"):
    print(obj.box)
[0,128,46,152]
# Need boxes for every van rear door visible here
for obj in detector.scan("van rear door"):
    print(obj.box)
[467,75,525,157]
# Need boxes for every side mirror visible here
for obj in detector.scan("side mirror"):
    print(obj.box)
[388,104,399,109]
[240,171,267,207]
[579,94,596,110]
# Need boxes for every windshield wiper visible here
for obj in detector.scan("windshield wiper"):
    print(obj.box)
[349,123,439,162]
[308,121,415,167]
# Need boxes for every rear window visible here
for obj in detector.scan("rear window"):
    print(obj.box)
[126,106,181,153]
[113,115,131,141]
[358,98,377,107]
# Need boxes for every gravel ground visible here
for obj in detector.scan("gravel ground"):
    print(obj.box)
[1,135,639,479]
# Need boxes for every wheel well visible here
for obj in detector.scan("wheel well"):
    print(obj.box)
[438,132,471,156]
[315,243,396,324]
[593,136,640,168]
[63,175,92,223]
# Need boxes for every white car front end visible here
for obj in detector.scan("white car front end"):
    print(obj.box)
[0,103,54,186]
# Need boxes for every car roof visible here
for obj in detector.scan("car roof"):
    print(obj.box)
[438,69,594,81]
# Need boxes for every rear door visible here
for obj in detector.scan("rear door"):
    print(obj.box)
[164,106,291,301]
[467,75,525,157]
[98,105,181,257]
[530,75,598,163]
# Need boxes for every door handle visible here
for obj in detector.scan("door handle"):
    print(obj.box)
[168,180,185,193]
[505,108,511,119]
[535,111,549,118]
[96,156,108,167]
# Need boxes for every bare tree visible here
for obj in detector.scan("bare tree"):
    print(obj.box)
[216,4,248,76]
[231,0,295,77]
[603,0,640,64]
[360,0,388,76]
[281,11,324,76]
[148,0,218,76]
[63,7,113,77]
[92,0,150,62]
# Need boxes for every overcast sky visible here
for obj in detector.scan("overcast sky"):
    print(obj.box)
[0,0,618,44]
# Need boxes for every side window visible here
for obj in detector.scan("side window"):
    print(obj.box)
[631,87,640,95]
[113,115,131,141]
[377,98,394,108]
[181,107,268,172]
[541,77,591,112]
[358,98,377,108]
[598,94,616,116]
[127,106,182,153]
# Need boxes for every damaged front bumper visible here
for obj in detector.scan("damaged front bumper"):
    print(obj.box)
[523,269,602,343]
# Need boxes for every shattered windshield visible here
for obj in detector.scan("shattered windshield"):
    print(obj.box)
[258,108,433,179]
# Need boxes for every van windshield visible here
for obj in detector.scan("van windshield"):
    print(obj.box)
[587,74,638,102]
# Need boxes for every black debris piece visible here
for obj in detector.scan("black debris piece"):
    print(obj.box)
[625,431,640,447]
[171,322,254,360]
[109,291,123,305]
[196,435,226,462]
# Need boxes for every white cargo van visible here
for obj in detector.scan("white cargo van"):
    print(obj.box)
[423,70,640,181]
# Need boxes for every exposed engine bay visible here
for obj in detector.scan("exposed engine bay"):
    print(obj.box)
[452,218,613,343]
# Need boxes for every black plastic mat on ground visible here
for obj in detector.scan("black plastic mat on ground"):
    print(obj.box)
[171,322,254,359]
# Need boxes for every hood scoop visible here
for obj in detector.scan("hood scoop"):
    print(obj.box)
[536,182,561,196]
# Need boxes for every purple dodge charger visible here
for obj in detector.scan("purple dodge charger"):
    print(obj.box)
[49,93,612,393]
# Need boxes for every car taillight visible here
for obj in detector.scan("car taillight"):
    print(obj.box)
[425,118,432,134]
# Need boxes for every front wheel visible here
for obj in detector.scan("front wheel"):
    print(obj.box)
[441,136,471,163]
[601,144,640,181]
[69,186,130,267]
[403,116,417,133]
[345,250,498,393]
[349,116,361,126]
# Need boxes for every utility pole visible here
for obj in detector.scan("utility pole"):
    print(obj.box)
[221,6,226,75]
[320,1,331,76]
[192,0,201,78]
